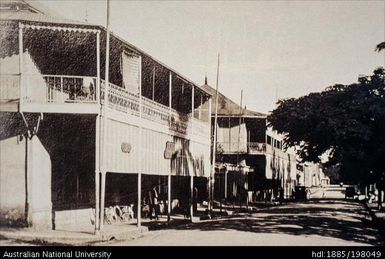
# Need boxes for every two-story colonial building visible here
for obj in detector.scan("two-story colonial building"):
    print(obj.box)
[0,0,212,232]
[201,79,297,204]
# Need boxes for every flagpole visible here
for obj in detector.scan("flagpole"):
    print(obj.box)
[210,54,220,216]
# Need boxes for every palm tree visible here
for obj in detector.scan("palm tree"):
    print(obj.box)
[375,41,385,52]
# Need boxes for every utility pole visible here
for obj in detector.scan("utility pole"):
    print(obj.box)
[237,90,243,209]
[210,54,220,216]
[100,0,111,231]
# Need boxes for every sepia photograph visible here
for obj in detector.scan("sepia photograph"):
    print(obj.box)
[0,0,384,252]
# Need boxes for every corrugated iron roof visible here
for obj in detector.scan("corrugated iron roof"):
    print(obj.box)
[201,83,266,117]
[0,11,96,27]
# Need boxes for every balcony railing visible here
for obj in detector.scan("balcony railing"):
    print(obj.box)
[43,75,97,103]
[100,80,209,137]
[247,142,266,154]
[216,142,248,154]
[215,141,266,154]
[0,73,209,137]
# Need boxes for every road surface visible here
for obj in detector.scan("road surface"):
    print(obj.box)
[110,199,383,246]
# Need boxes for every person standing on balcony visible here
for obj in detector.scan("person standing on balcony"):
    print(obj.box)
[79,77,94,101]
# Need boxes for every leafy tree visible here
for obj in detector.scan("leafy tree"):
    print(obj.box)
[267,67,385,187]
[376,41,385,52]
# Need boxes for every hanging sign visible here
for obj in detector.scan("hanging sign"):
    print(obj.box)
[121,142,132,153]
[164,141,175,159]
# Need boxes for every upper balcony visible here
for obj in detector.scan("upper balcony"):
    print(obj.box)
[0,72,210,139]
[214,116,267,155]
[0,21,211,140]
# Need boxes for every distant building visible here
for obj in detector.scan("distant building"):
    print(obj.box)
[297,162,330,187]
[201,80,297,203]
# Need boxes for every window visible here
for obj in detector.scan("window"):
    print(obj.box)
[121,51,140,94]
[267,135,272,145]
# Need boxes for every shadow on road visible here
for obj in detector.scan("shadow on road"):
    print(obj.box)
[149,200,383,246]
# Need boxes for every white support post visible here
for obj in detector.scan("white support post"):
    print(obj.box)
[191,85,195,133]
[100,172,106,230]
[208,97,212,209]
[224,169,228,199]
[152,66,155,101]
[60,77,63,103]
[18,23,24,107]
[210,54,220,214]
[169,72,172,123]
[208,96,212,140]
[168,173,171,222]
[94,30,102,235]
[168,71,172,222]
[137,55,142,227]
[190,175,194,222]
[94,116,100,234]
[137,173,142,227]
[96,31,101,103]
[199,95,203,120]
[95,172,100,232]
[100,0,110,232]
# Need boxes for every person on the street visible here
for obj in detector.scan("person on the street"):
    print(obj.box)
[193,187,198,213]
[148,187,159,220]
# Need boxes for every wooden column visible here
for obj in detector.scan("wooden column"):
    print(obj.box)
[208,97,212,210]
[94,31,101,234]
[190,175,194,222]
[137,173,142,227]
[95,172,100,231]
[167,174,171,222]
[96,31,101,102]
[168,71,172,222]
[191,85,195,130]
[18,23,24,105]
[190,85,195,221]
[94,116,100,233]
[100,0,111,232]
[137,55,143,227]
[199,95,203,120]
[224,168,228,199]
[169,72,172,116]
[152,66,155,101]
[100,172,106,230]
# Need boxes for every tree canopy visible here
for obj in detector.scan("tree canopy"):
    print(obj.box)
[268,67,385,184]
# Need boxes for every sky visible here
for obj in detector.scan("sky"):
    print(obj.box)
[40,0,385,114]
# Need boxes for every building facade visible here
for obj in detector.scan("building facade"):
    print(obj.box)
[0,0,212,231]
[201,81,297,204]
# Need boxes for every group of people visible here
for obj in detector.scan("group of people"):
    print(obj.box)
[142,186,200,220]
